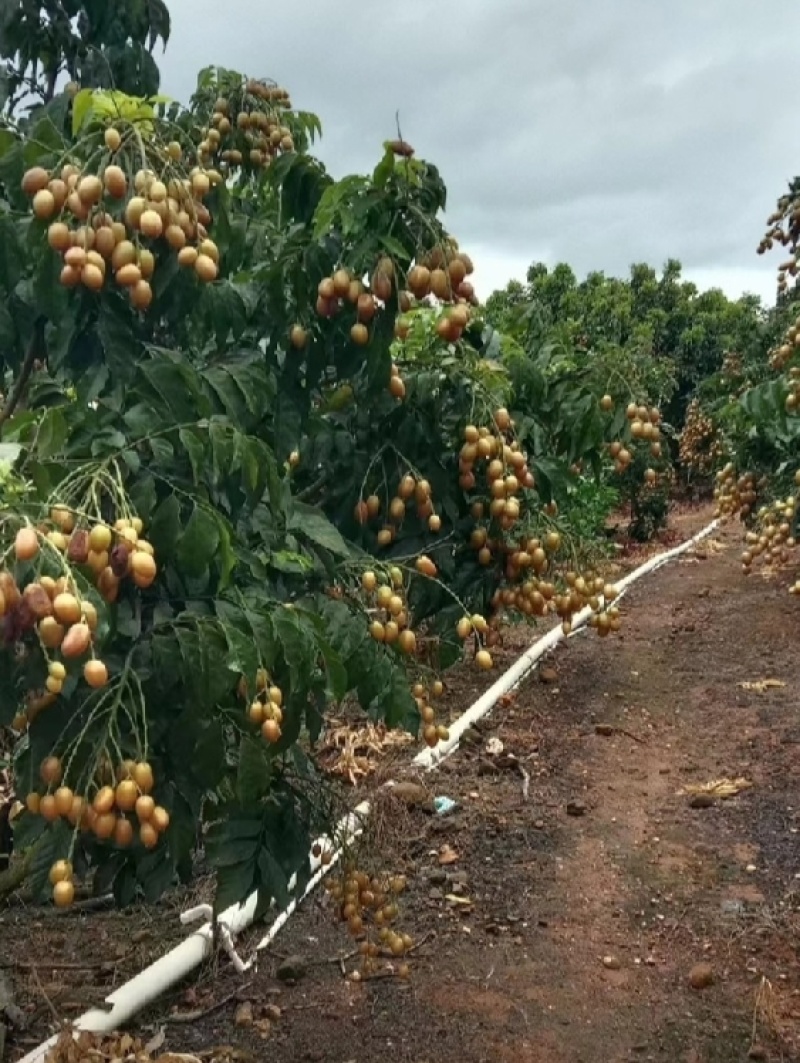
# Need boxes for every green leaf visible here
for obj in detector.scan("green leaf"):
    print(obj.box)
[0,216,22,292]
[215,860,257,910]
[36,407,68,458]
[257,846,290,909]
[140,357,208,422]
[273,607,317,692]
[288,500,351,558]
[236,736,271,805]
[220,611,260,679]
[97,302,143,382]
[148,494,181,562]
[372,147,394,190]
[71,88,95,136]
[178,426,206,484]
[268,550,314,575]
[176,505,221,578]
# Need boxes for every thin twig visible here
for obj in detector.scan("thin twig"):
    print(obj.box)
[165,980,254,1024]
[1,949,134,971]
[0,318,46,434]
[518,764,530,801]
[405,930,435,955]
[29,965,64,1031]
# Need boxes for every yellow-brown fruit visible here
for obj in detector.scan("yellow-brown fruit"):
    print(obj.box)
[290,325,307,350]
[32,189,56,219]
[22,167,50,197]
[195,254,218,282]
[53,879,75,908]
[104,127,122,151]
[130,279,153,310]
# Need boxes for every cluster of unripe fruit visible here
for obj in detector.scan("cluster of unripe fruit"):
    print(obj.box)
[354,473,441,543]
[758,183,800,295]
[197,79,295,175]
[714,464,761,520]
[322,860,413,979]
[239,668,285,744]
[27,756,168,906]
[22,128,220,311]
[679,399,723,479]
[601,395,663,476]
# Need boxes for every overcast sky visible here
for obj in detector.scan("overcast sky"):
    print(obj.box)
[159,1,800,307]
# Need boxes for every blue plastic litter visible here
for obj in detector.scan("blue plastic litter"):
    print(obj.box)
[434,795,457,815]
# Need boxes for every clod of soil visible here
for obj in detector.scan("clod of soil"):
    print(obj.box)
[688,962,715,989]
[276,955,307,983]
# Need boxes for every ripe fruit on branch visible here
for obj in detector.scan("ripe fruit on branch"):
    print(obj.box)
[21,148,221,310]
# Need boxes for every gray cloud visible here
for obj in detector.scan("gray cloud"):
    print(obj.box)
[161,0,800,303]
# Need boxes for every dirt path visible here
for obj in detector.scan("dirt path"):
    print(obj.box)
[5,509,800,1062]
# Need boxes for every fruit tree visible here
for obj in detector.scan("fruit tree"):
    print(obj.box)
[0,2,641,947]
[712,179,800,589]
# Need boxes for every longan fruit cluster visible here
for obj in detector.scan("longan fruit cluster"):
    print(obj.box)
[406,242,476,305]
[758,180,800,295]
[493,554,621,638]
[604,399,663,473]
[768,318,800,372]
[739,478,799,579]
[27,756,168,905]
[361,567,417,655]
[457,409,535,512]
[14,506,156,604]
[784,366,800,413]
[322,862,413,978]
[714,464,760,520]
[21,143,220,310]
[239,667,285,744]
[313,258,406,330]
[2,509,157,730]
[679,399,723,478]
[354,473,441,543]
[388,361,406,400]
[720,351,744,380]
[198,79,295,175]
[412,677,450,748]
[38,508,157,603]
[2,569,103,731]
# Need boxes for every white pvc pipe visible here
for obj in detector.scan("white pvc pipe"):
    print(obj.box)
[16,517,718,1063]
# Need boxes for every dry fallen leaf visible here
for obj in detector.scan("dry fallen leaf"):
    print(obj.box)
[678,777,753,799]
[445,894,473,907]
[738,679,786,693]
[319,719,414,785]
[438,844,459,865]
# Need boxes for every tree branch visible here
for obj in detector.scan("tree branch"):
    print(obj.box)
[0,845,33,903]
[0,318,46,437]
